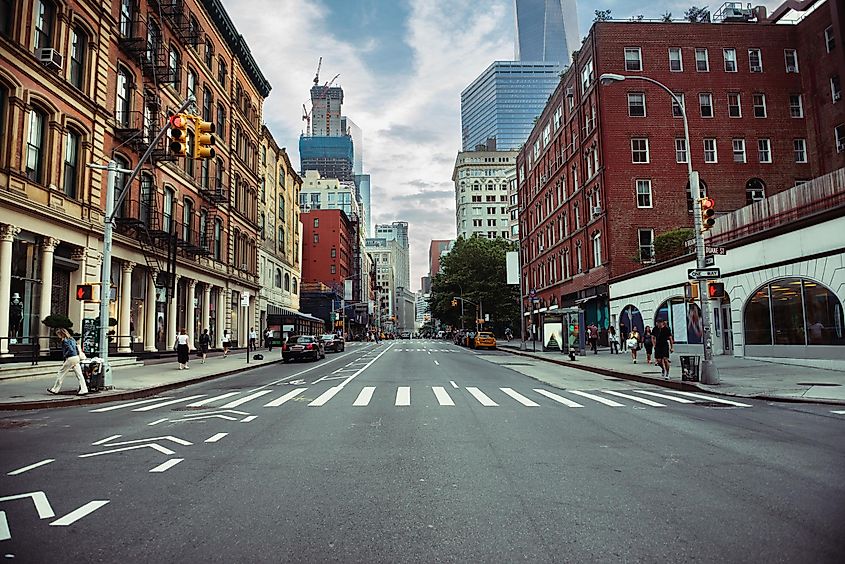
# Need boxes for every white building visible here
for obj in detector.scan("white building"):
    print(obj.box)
[453,150,518,240]
[374,222,410,290]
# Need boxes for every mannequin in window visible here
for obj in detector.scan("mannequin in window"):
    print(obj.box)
[9,293,24,341]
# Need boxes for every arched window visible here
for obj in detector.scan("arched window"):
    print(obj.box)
[216,102,225,138]
[746,178,766,205]
[62,130,81,198]
[33,0,55,49]
[274,269,281,288]
[204,36,213,67]
[284,272,290,292]
[112,155,131,218]
[202,86,212,121]
[186,67,197,100]
[744,278,844,346]
[184,130,194,176]
[182,197,194,242]
[654,298,703,344]
[200,158,209,189]
[69,26,87,90]
[214,157,224,191]
[115,66,132,126]
[146,20,161,64]
[213,218,222,260]
[119,0,133,38]
[292,277,298,294]
[217,57,227,87]
[26,107,47,183]
[277,226,285,249]
[188,16,200,49]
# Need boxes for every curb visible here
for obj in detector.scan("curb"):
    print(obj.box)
[0,358,284,411]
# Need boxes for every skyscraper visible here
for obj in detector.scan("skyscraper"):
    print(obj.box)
[514,0,579,65]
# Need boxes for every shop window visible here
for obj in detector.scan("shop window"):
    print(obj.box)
[619,305,644,336]
[654,298,703,344]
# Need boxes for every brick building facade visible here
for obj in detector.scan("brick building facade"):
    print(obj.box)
[300,209,355,293]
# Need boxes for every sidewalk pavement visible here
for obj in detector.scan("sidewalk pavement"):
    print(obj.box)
[496,341,845,405]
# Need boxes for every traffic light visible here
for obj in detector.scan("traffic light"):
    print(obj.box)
[707,282,725,299]
[451,298,458,307]
[685,282,700,300]
[168,113,190,157]
[76,284,93,301]
[700,196,716,230]
[193,119,216,159]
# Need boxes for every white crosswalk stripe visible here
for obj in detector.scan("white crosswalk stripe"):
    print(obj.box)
[353,386,376,406]
[432,386,455,406]
[533,389,584,407]
[568,390,625,407]
[132,395,206,412]
[602,390,665,407]
[667,391,753,407]
[264,388,308,407]
[466,387,498,406]
[396,386,411,406]
[220,390,273,409]
[187,392,241,407]
[630,390,696,403]
[308,386,342,407]
[500,388,540,407]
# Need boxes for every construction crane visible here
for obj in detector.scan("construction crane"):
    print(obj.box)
[302,104,312,136]
[313,57,322,86]
[325,73,340,89]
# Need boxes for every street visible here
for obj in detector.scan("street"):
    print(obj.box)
[1,340,844,562]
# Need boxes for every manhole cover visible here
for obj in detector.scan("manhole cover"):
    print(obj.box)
[796,382,841,387]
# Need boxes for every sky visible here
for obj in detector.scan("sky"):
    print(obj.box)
[225,0,784,293]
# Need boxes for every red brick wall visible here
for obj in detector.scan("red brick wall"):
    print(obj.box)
[301,209,353,290]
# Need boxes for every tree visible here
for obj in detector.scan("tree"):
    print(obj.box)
[685,6,711,23]
[654,228,695,261]
[661,11,673,22]
[593,9,612,22]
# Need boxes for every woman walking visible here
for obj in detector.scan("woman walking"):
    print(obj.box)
[608,326,619,354]
[198,328,211,364]
[175,328,190,370]
[643,326,654,364]
[47,328,88,396]
[627,328,641,364]
[221,330,230,357]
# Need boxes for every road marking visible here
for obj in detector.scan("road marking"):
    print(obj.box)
[180,414,238,422]
[79,443,175,458]
[434,360,440,366]
[450,381,459,389]
[205,433,228,443]
[7,459,55,476]
[105,436,192,447]
[832,410,845,415]
[308,386,342,406]
[533,389,584,407]
[264,388,308,407]
[147,418,169,426]
[257,350,357,389]
[133,395,206,411]
[631,390,695,403]
[466,387,498,406]
[0,492,54,519]
[90,398,171,412]
[0,513,8,541]
[220,390,273,408]
[240,415,257,422]
[669,391,753,407]
[353,386,376,406]
[92,435,122,445]
[602,390,665,407]
[427,350,431,355]
[49,500,109,527]
[568,390,625,407]
[186,392,241,407]
[149,459,184,473]
[335,343,395,389]
[432,386,455,406]
[396,386,411,406]
[500,388,540,407]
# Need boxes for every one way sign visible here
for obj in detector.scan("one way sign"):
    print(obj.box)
[688,268,720,280]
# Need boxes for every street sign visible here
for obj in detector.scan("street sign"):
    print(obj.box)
[684,239,696,248]
[688,268,720,280]
[704,255,715,267]
[705,246,726,255]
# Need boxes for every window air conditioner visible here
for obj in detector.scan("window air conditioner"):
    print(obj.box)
[592,206,602,217]
[786,65,797,73]
[834,92,842,102]
[750,65,762,73]
[38,48,63,71]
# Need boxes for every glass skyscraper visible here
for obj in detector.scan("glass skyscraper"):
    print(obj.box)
[514,0,579,65]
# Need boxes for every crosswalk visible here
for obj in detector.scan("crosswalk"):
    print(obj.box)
[91,386,753,413]
[393,348,460,353]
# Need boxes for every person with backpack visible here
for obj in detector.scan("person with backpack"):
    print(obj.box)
[198,328,211,364]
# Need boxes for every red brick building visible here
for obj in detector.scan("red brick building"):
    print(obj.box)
[301,209,355,292]
[516,0,844,331]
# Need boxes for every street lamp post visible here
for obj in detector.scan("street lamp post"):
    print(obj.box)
[599,73,719,384]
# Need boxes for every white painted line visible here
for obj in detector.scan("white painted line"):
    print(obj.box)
[432,386,455,406]
[533,389,584,408]
[7,459,55,476]
[49,500,109,526]
[434,360,440,366]
[602,390,665,407]
[353,386,376,406]
[335,343,395,389]
[466,387,498,406]
[0,512,9,541]
[186,392,241,407]
[133,395,206,412]
[450,381,459,389]
[204,433,228,443]
[79,443,175,458]
[631,390,695,403]
[396,386,411,406]
[832,410,845,415]
[220,390,273,408]
[149,459,184,473]
[197,409,249,416]
[105,436,192,447]
[179,414,237,422]
[427,350,431,355]
[90,398,171,412]
[240,415,257,422]
[568,390,625,407]
[91,435,121,446]
[669,391,753,407]
[257,349,357,389]
[500,388,540,407]
[264,388,308,407]
[0,492,54,519]
[147,418,169,426]
[308,386,343,406]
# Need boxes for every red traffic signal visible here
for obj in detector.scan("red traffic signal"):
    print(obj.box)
[707,282,725,299]
[76,284,93,301]
[169,113,190,156]
[700,197,716,230]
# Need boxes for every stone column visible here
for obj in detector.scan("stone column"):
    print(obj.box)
[166,275,181,347]
[38,237,59,351]
[186,279,197,346]
[202,284,211,335]
[144,270,157,351]
[0,225,20,355]
[216,287,227,348]
[118,261,135,353]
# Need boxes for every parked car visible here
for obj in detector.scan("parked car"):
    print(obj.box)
[399,331,411,339]
[320,334,345,352]
[464,331,478,348]
[474,332,497,349]
[282,335,325,362]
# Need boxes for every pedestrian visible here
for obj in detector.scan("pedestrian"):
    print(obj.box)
[248,327,257,350]
[265,328,273,351]
[175,328,190,370]
[588,323,599,354]
[221,330,230,357]
[198,328,210,364]
[47,328,88,396]
[627,328,641,363]
[643,326,654,364]
[620,322,628,351]
[653,319,674,379]
[505,327,513,341]
[608,326,619,354]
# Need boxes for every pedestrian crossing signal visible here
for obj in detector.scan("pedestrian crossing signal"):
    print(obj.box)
[707,282,725,299]
[76,284,93,300]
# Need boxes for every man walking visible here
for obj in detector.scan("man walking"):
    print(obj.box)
[588,323,599,354]
[265,328,273,351]
[653,318,674,379]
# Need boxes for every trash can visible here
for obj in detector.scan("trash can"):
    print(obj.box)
[81,358,104,392]
[680,355,700,382]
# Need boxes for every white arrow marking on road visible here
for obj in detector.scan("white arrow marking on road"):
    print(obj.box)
[466,387,498,406]
[308,386,342,406]
[432,386,455,406]
[7,459,55,476]
[568,390,625,407]
[191,409,250,416]
[205,433,228,443]
[668,391,753,408]
[240,415,257,422]
[178,414,238,422]
[287,379,306,385]
[353,386,375,406]
[79,443,175,458]
[602,390,665,407]
[220,390,273,408]
[133,395,206,411]
[0,492,55,519]
[90,397,172,412]
[92,434,122,445]
[49,500,110,526]
[149,459,184,473]
[147,418,169,426]
[264,388,308,407]
[186,392,241,407]
[102,436,192,447]
[500,388,540,407]
[533,389,584,408]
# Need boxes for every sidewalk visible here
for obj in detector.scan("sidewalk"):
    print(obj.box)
[497,342,845,405]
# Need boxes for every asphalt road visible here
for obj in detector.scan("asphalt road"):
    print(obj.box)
[1,339,843,563]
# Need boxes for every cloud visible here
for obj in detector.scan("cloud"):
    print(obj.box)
[392,189,455,202]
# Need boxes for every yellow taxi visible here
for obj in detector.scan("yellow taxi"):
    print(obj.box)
[474,332,497,349]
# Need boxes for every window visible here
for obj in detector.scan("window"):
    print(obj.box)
[119,0,133,38]
[592,232,602,267]
[732,138,746,163]
[187,68,197,101]
[331,248,336,258]
[723,48,737,72]
[115,67,132,126]
[699,93,713,117]
[313,233,319,243]
[163,187,175,232]
[573,202,580,230]
[675,138,688,163]
[746,178,766,204]
[199,209,208,247]
[277,226,285,249]
[146,19,161,64]
[695,48,709,71]
[284,273,290,292]
[184,131,194,176]
[793,139,807,163]
[748,48,762,72]
[217,58,227,87]
[202,87,212,121]
[831,75,841,102]
[671,92,685,118]
[214,219,222,260]
[576,242,583,273]
[627,92,646,117]
[168,46,180,90]
[313,218,319,228]
[204,36,213,67]
[704,138,718,163]
[836,125,845,153]
[753,93,767,117]
[636,180,652,208]
[214,157,224,189]
[200,159,209,189]
[825,26,835,53]
[69,27,86,90]
[784,49,798,73]
[728,93,741,117]
[274,269,281,288]
[624,47,642,71]
[553,106,562,129]
[638,229,654,261]
[668,47,683,71]
[63,130,80,197]
[182,198,194,242]
[330,265,336,274]
[292,278,298,295]
[631,138,649,163]
[789,94,803,118]
[581,58,593,92]
[758,139,772,163]
[216,103,226,138]
[33,0,54,49]
[25,108,46,183]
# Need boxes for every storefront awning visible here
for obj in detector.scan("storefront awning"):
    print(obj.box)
[574,296,597,306]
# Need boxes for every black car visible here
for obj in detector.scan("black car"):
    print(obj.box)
[282,335,325,362]
[399,331,411,339]
[320,334,345,352]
